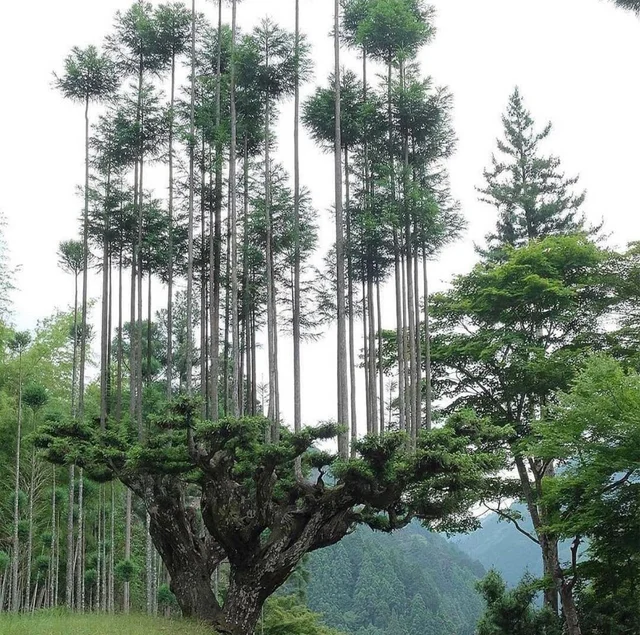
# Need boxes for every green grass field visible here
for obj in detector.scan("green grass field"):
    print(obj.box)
[0,613,215,635]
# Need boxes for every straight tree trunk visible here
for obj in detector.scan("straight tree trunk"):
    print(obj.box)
[167,51,177,399]
[66,465,75,610]
[109,483,115,614]
[11,350,24,612]
[367,275,377,434]
[293,0,302,439]
[100,170,112,431]
[146,514,154,615]
[421,247,432,430]
[241,142,251,416]
[135,56,145,440]
[345,149,357,453]
[413,243,422,432]
[402,106,418,446]
[49,467,56,608]
[264,39,280,437]
[393,232,405,433]
[185,0,197,396]
[229,0,240,418]
[78,95,90,437]
[334,0,349,457]
[25,416,36,612]
[209,0,224,421]
[1,568,8,612]
[200,137,208,416]
[75,468,84,613]
[124,488,131,613]
[101,486,107,611]
[116,238,123,422]
[376,278,385,433]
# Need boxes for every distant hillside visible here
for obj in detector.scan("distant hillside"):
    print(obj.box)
[306,523,486,635]
[451,504,573,588]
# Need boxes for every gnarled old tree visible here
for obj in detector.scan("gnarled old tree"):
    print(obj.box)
[37,399,504,635]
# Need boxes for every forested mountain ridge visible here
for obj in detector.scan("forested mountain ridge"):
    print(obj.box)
[308,523,485,635]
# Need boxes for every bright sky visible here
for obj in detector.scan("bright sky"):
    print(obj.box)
[1,0,639,428]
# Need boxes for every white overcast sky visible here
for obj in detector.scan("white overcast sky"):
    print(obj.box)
[1,0,639,428]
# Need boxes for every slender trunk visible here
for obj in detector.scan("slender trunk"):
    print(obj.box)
[200,138,208,416]
[135,55,145,439]
[124,487,131,613]
[25,414,36,611]
[100,170,112,431]
[361,50,371,437]
[78,95,90,429]
[334,0,348,457]
[146,514,153,615]
[393,233,405,433]
[401,251,412,438]
[167,53,176,398]
[1,568,8,612]
[107,256,113,418]
[147,262,153,395]
[210,0,223,421]
[345,149,357,453]
[367,275,377,435]
[362,277,370,432]
[49,467,56,608]
[75,468,84,612]
[402,100,417,446]
[293,0,302,438]
[376,279,384,433]
[229,0,239,418]
[54,503,60,607]
[66,464,75,609]
[264,57,280,434]
[223,211,231,415]
[185,0,196,396]
[116,239,123,422]
[137,181,144,437]
[413,243,422,432]
[264,43,280,436]
[251,310,258,415]
[96,486,102,612]
[101,487,107,611]
[242,141,251,415]
[421,248,432,430]
[11,352,24,612]
[109,483,115,614]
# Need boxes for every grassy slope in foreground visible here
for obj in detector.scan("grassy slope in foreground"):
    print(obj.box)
[0,613,214,635]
